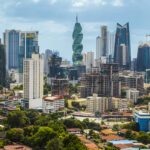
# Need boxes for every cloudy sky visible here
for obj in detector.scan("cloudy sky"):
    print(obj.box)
[0,0,149,61]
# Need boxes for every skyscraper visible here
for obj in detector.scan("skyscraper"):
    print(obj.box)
[4,30,20,70]
[44,49,53,75]
[96,36,101,59]
[72,16,83,65]
[114,23,131,70]
[101,26,108,56]
[137,42,150,72]
[118,44,128,69]
[19,31,39,74]
[23,53,43,100]
[0,41,6,87]
[86,51,94,71]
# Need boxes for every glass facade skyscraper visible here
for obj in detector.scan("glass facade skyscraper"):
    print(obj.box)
[137,43,150,72]
[72,16,83,65]
[19,31,39,73]
[4,30,20,70]
[0,43,6,87]
[114,23,131,70]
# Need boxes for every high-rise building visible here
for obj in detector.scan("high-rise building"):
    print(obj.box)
[72,16,83,65]
[23,53,43,100]
[119,71,144,94]
[86,51,94,71]
[108,32,115,58]
[4,30,20,70]
[82,52,87,66]
[101,26,108,56]
[96,36,101,59]
[114,23,131,70]
[118,44,128,69]
[137,42,150,72]
[44,49,52,75]
[48,51,63,78]
[19,31,39,74]
[0,42,6,87]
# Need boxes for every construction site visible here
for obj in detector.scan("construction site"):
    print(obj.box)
[79,63,121,98]
[51,78,69,97]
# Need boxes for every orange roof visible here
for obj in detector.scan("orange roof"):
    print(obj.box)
[78,136,98,150]
[114,144,133,149]
[101,129,117,135]
[102,135,125,141]
[85,143,99,150]
[119,129,128,133]
[3,145,32,150]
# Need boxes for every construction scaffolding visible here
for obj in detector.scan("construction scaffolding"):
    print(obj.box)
[51,78,69,97]
[79,64,120,98]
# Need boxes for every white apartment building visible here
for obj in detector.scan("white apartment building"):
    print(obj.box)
[86,94,111,113]
[23,53,43,100]
[126,89,139,103]
[112,97,129,111]
[86,51,95,71]
[43,95,64,113]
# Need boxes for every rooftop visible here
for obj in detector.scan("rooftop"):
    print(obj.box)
[102,135,125,141]
[114,144,133,149]
[109,140,137,145]
[101,129,117,135]
[43,95,64,101]
[3,144,32,150]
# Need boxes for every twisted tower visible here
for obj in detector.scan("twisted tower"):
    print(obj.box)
[72,16,83,65]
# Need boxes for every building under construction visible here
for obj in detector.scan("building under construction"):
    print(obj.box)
[51,78,69,97]
[79,63,121,98]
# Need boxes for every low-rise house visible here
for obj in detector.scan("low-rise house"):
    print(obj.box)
[101,129,117,136]
[78,135,99,150]
[102,135,125,142]
[67,128,81,134]
[2,144,32,150]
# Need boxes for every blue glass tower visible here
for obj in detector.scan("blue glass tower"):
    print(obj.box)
[114,23,131,69]
[137,43,150,72]
[4,30,20,70]
[19,31,39,73]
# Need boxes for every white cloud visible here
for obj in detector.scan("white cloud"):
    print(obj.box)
[71,0,124,8]
[112,0,124,7]
[72,0,107,8]
[32,0,40,3]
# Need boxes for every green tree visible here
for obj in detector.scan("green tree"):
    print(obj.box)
[25,109,39,125]
[46,138,63,150]
[23,125,39,137]
[136,131,150,144]
[35,115,50,126]
[63,134,87,150]
[7,111,29,128]
[30,127,57,149]
[63,118,83,129]
[122,122,139,131]
[125,130,134,139]
[6,128,24,142]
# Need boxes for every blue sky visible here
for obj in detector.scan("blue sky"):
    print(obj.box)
[0,0,149,61]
